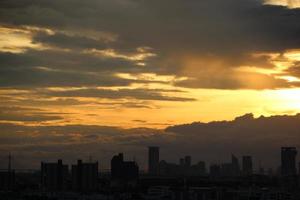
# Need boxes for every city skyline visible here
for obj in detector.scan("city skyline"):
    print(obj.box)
[1,146,299,174]
[1,145,300,199]
[1,0,300,199]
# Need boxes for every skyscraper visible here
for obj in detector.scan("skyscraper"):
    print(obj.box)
[210,164,221,178]
[111,153,139,181]
[184,156,192,168]
[41,160,68,191]
[148,146,159,175]
[281,147,297,176]
[71,160,98,192]
[242,156,253,176]
[231,154,240,176]
[179,158,185,167]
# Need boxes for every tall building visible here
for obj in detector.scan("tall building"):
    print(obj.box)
[281,147,297,176]
[72,160,98,192]
[0,154,15,191]
[191,161,206,176]
[111,153,124,179]
[242,156,253,176]
[0,170,15,191]
[231,154,240,176]
[210,164,221,178]
[111,153,139,181]
[184,156,192,168]
[179,158,185,167]
[221,163,233,177]
[41,160,68,191]
[148,146,159,175]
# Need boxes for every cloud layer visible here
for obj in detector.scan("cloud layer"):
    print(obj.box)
[1,113,300,170]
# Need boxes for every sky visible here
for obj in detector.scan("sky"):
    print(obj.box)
[0,0,300,169]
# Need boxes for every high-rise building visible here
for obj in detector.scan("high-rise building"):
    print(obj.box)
[41,160,68,191]
[221,163,233,177]
[0,154,15,191]
[179,158,185,167]
[231,154,240,176]
[259,167,265,175]
[0,170,15,191]
[184,156,192,168]
[72,160,98,192]
[210,164,221,178]
[111,153,139,181]
[281,147,297,176]
[148,146,159,175]
[192,161,206,176]
[111,153,124,179]
[242,156,253,176]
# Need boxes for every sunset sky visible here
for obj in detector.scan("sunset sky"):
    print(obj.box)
[1,0,300,169]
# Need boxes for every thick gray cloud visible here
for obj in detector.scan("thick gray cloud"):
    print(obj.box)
[0,106,63,122]
[32,32,108,50]
[1,113,300,169]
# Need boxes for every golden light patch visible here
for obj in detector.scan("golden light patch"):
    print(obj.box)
[116,73,187,83]
[238,50,300,84]
[84,47,156,63]
[285,49,300,61]
[0,27,42,53]
[262,89,300,113]
[264,0,300,8]
[278,76,300,82]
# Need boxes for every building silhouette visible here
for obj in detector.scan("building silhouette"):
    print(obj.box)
[210,164,221,178]
[221,163,233,177]
[0,170,15,191]
[179,158,185,167]
[41,160,68,191]
[281,147,297,176]
[242,156,253,176]
[231,154,240,176]
[184,156,192,168]
[111,153,139,181]
[190,161,206,176]
[71,160,98,192]
[0,154,15,191]
[148,146,160,175]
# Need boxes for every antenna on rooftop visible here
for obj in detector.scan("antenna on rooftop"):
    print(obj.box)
[8,153,12,172]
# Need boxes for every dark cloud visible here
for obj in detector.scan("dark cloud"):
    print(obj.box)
[0,0,299,90]
[42,88,196,102]
[0,50,143,88]
[0,68,130,88]
[32,32,108,50]
[0,106,63,122]
[1,113,300,169]
[165,113,300,167]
